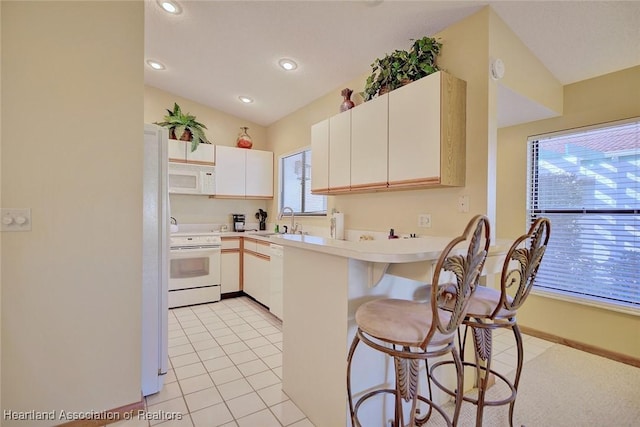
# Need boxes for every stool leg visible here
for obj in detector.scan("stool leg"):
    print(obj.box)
[471,325,493,427]
[451,346,465,427]
[509,324,524,427]
[393,353,420,426]
[346,333,361,427]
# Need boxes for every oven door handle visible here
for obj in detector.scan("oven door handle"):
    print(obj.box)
[170,246,221,252]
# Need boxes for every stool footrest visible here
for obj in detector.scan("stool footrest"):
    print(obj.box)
[353,388,452,427]
[430,360,517,407]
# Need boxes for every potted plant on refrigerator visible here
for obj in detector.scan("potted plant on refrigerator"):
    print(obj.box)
[154,102,211,152]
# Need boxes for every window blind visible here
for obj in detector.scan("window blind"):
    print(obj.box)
[527,119,639,309]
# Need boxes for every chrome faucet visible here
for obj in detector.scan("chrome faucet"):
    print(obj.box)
[278,207,297,233]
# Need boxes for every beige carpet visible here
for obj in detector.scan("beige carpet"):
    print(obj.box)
[429,344,640,427]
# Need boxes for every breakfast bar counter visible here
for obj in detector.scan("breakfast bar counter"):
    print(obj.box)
[276,234,508,426]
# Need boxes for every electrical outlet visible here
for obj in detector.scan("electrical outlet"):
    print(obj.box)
[418,213,431,228]
[458,195,470,213]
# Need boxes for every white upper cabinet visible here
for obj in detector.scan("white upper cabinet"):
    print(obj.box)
[388,72,466,189]
[310,110,352,195]
[351,93,388,191]
[311,120,330,194]
[215,145,273,199]
[246,149,273,198]
[215,145,246,197]
[310,71,466,195]
[168,139,215,166]
[328,111,351,192]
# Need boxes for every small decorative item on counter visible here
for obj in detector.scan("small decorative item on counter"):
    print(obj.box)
[255,209,268,231]
[275,224,279,233]
[236,126,253,149]
[340,88,355,112]
[388,228,399,239]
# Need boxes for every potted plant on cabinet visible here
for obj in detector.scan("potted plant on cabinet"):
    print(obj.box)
[154,102,211,152]
[363,36,442,101]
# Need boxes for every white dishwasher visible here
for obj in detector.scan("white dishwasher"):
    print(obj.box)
[269,243,284,320]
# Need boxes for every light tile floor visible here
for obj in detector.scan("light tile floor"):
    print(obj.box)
[113,297,313,427]
[111,297,556,427]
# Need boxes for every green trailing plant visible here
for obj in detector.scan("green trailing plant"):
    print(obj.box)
[363,36,442,101]
[154,102,210,152]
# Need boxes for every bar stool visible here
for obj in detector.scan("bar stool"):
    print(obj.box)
[346,215,491,427]
[431,217,551,426]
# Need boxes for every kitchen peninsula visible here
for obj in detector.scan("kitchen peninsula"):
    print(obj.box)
[276,233,507,426]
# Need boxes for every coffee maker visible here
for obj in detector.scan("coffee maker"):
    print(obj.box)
[232,214,245,232]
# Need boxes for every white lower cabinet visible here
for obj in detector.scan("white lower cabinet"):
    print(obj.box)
[242,238,271,307]
[269,244,284,320]
[221,237,241,294]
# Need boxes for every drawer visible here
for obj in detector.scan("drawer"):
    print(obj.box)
[221,236,241,250]
[244,237,271,257]
[168,285,221,308]
[243,238,258,253]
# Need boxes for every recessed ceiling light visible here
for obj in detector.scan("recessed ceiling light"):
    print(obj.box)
[158,0,182,14]
[146,60,166,70]
[278,58,298,71]
[239,96,254,104]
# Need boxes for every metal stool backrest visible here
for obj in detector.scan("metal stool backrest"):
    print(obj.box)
[422,215,491,348]
[492,217,551,318]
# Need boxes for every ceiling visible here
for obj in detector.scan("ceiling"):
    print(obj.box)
[144,1,640,128]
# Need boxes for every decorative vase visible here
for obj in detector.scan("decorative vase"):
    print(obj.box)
[170,128,192,141]
[340,88,355,112]
[236,127,253,149]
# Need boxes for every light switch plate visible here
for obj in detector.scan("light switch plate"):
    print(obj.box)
[1,208,32,232]
[418,213,431,228]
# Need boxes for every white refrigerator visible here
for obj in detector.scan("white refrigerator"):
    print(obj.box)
[142,124,169,396]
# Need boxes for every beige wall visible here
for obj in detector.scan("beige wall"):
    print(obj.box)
[488,9,563,114]
[145,85,268,151]
[145,86,270,225]
[0,0,3,411]
[497,65,640,358]
[1,2,144,423]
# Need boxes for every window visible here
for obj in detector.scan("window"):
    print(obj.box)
[280,148,327,215]
[527,119,639,312]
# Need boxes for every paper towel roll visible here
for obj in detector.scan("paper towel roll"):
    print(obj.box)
[333,212,344,240]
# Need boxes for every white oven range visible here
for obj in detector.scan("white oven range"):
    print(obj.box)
[169,232,221,308]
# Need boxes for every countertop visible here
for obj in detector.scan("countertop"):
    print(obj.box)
[268,234,509,263]
[219,230,275,238]
[217,230,509,264]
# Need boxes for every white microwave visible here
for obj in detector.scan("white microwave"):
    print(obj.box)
[168,162,215,195]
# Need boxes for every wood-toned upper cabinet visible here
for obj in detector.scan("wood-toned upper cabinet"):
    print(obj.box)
[328,111,351,193]
[351,93,388,191]
[311,120,330,194]
[388,72,466,189]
